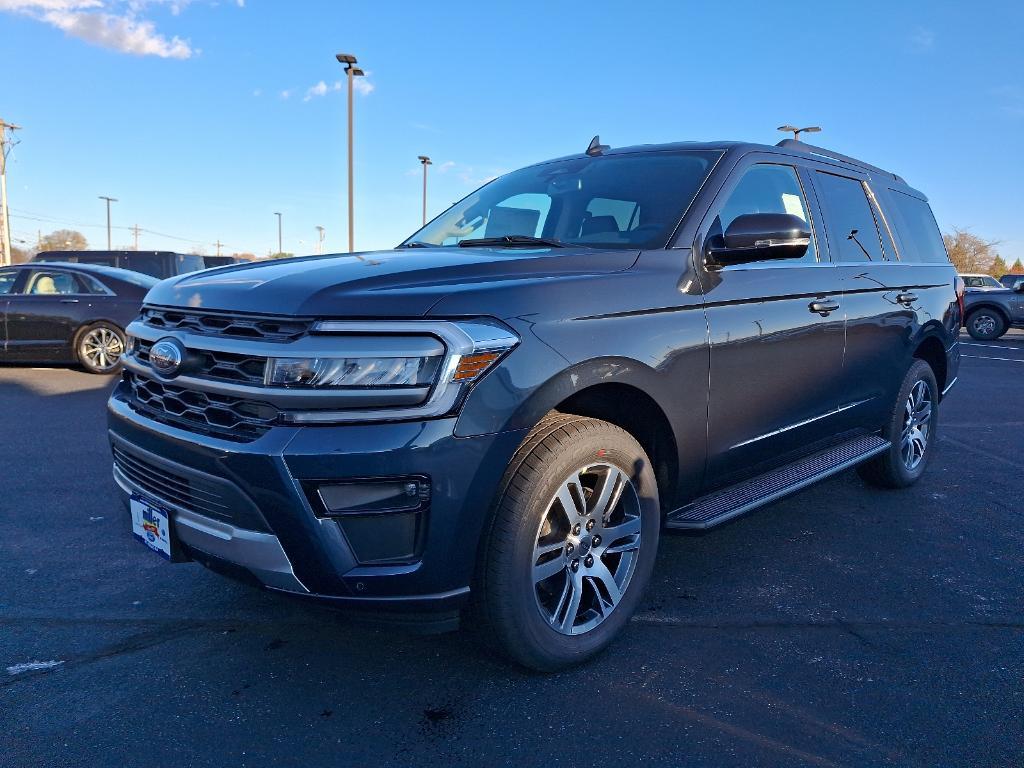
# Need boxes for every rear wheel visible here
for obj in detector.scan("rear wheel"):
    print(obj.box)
[475,414,660,671]
[76,322,125,374]
[858,359,938,489]
[966,308,1006,340]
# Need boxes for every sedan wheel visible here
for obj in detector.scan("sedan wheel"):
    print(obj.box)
[78,324,125,374]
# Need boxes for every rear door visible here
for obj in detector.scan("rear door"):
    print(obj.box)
[696,155,844,486]
[5,268,93,358]
[808,170,954,431]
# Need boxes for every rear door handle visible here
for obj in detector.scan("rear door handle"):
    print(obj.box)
[809,299,840,316]
[60,298,80,304]
[896,292,918,305]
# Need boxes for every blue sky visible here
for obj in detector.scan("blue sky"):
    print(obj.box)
[2,0,1023,262]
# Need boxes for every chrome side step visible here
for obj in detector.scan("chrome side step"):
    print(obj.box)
[666,435,891,531]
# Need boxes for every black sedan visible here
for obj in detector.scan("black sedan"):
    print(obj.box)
[0,262,156,374]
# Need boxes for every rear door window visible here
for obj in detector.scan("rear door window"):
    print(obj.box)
[884,190,950,264]
[814,172,885,263]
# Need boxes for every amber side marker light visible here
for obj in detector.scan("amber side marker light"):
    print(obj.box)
[453,352,501,381]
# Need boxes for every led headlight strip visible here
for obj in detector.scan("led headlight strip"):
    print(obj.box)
[278,319,519,424]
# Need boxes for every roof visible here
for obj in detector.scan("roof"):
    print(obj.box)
[533,138,921,196]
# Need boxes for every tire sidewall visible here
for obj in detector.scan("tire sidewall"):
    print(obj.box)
[967,309,1005,340]
[75,322,125,374]
[496,423,659,669]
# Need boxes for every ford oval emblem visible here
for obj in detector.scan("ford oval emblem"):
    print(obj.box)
[149,337,185,377]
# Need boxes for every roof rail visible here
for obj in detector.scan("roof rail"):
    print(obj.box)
[775,138,905,183]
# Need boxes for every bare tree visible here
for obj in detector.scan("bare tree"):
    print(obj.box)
[11,244,30,263]
[37,229,88,252]
[942,228,1001,274]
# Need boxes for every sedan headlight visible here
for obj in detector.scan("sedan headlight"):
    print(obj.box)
[266,356,441,387]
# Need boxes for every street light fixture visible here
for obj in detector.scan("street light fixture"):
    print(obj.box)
[98,195,118,250]
[336,52,366,253]
[274,211,282,255]
[777,125,822,142]
[418,155,432,226]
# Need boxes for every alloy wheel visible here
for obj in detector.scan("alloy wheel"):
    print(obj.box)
[900,379,932,470]
[81,327,124,372]
[971,314,996,337]
[532,463,643,636]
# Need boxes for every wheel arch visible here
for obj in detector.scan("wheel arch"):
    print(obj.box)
[965,301,1011,325]
[911,331,949,397]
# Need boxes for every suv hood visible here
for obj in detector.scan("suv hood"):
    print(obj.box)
[144,247,639,317]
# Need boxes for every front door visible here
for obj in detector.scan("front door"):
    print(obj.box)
[696,159,845,487]
[5,268,90,358]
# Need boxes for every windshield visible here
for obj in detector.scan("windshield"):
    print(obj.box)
[403,150,720,250]
[963,275,1003,289]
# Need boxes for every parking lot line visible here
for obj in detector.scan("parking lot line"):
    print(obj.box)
[960,342,1023,351]
[960,354,1024,363]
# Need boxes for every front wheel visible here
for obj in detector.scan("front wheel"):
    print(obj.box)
[76,322,125,374]
[475,414,660,671]
[966,309,1006,340]
[858,359,939,489]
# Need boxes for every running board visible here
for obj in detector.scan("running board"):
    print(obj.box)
[666,435,891,531]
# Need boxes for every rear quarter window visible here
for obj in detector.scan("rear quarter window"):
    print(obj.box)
[884,191,949,264]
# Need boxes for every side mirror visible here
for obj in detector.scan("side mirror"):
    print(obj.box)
[707,213,811,267]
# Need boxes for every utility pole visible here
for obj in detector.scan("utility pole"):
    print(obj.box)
[315,225,325,255]
[274,212,282,255]
[215,239,223,257]
[132,224,140,250]
[0,119,22,266]
[418,155,432,226]
[98,196,118,250]
[336,53,365,253]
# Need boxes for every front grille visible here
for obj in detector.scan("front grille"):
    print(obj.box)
[112,443,270,532]
[123,371,278,442]
[141,306,312,342]
[113,445,230,520]
[136,340,266,385]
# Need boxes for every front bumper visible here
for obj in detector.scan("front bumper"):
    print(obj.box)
[108,382,528,614]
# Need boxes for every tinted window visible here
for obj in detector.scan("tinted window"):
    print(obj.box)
[176,254,205,274]
[711,163,818,264]
[26,270,81,295]
[77,273,112,295]
[0,269,17,294]
[121,254,167,278]
[405,151,720,250]
[814,172,885,262]
[885,190,950,264]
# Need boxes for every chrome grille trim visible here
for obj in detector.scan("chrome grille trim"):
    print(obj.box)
[141,306,313,342]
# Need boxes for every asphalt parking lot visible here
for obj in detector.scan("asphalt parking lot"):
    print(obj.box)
[2,331,1022,768]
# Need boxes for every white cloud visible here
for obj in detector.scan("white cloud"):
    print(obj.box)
[43,9,193,58]
[435,161,456,174]
[910,26,934,51]
[0,0,242,58]
[301,75,374,102]
[280,89,291,99]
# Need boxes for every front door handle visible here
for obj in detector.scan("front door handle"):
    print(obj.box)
[809,298,840,316]
[896,292,918,305]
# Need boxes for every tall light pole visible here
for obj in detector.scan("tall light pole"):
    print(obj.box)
[777,124,822,142]
[315,225,325,255]
[274,211,282,255]
[336,52,365,253]
[418,155,432,226]
[98,196,117,250]
[0,119,20,266]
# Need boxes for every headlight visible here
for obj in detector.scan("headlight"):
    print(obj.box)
[266,356,441,387]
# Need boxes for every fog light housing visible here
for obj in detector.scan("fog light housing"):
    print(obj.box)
[307,478,430,565]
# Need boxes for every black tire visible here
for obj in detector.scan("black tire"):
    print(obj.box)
[857,359,939,489]
[965,308,1007,340]
[474,413,660,671]
[75,321,126,374]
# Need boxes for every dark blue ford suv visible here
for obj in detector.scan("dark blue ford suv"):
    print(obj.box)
[108,138,961,670]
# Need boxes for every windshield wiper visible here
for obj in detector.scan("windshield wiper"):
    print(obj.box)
[457,235,567,248]
[397,240,436,248]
